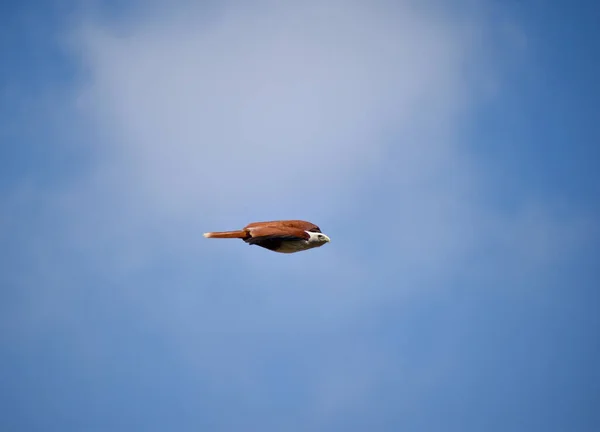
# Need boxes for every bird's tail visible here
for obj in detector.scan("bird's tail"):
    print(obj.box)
[203,230,248,239]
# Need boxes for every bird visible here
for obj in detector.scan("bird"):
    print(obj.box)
[203,219,331,253]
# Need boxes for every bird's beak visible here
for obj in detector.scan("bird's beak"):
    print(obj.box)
[323,235,331,243]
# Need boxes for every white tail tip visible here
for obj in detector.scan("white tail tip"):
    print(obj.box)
[203,233,212,238]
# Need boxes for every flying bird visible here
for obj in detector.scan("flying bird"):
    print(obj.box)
[203,219,330,253]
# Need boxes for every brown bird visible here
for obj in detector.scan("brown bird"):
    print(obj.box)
[203,219,331,253]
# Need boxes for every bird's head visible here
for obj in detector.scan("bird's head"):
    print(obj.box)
[307,231,331,246]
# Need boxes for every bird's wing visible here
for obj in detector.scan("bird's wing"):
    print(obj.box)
[245,226,310,244]
[244,220,321,232]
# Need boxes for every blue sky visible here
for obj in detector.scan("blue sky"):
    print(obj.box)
[1,1,599,431]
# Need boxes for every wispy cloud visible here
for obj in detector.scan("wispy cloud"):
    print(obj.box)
[61,1,500,274]
[70,0,481,221]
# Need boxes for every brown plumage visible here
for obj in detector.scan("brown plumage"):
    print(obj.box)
[203,220,330,254]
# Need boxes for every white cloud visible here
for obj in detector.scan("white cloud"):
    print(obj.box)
[70,0,483,225]
[51,0,587,330]
[57,1,513,293]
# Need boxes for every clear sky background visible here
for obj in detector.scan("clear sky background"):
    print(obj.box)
[1,0,599,431]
